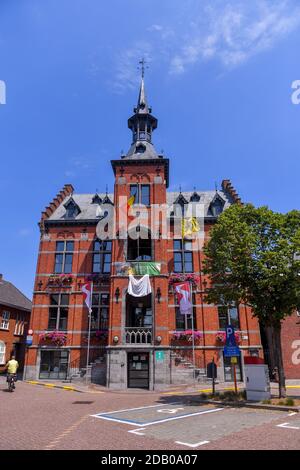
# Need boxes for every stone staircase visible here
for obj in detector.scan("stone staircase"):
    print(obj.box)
[170,350,207,384]
[67,355,106,385]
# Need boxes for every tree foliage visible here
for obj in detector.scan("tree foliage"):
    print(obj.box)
[204,204,300,327]
[203,204,300,396]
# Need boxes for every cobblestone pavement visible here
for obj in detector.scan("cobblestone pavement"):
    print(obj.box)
[1,377,300,450]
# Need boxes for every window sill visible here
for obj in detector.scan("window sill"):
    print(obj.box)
[0,328,9,331]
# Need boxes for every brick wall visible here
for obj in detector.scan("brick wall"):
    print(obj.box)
[0,304,30,371]
[281,313,300,379]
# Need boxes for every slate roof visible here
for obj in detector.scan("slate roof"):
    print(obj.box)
[46,190,232,222]
[0,278,32,311]
[123,141,161,160]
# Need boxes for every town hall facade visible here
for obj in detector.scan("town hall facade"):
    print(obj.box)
[25,77,263,389]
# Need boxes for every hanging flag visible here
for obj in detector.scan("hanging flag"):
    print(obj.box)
[128,274,152,297]
[182,217,200,238]
[81,282,93,313]
[174,282,192,315]
[127,194,136,221]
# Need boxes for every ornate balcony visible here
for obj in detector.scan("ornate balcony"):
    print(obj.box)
[125,327,152,344]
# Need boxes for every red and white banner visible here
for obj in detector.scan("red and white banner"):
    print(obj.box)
[174,282,192,315]
[81,282,93,313]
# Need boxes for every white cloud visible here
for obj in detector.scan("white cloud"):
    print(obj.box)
[148,24,163,32]
[19,228,31,237]
[110,0,300,88]
[169,1,300,73]
[111,43,153,94]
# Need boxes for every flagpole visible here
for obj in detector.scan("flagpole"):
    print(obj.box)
[190,281,196,385]
[181,215,188,332]
[86,282,93,385]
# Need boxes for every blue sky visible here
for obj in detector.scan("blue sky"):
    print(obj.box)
[0,0,300,298]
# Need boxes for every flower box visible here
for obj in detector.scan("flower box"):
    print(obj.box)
[169,274,200,288]
[39,331,67,347]
[83,330,108,344]
[47,274,74,287]
[215,331,241,345]
[170,330,203,342]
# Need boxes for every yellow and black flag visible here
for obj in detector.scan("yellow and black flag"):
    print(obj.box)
[181,217,200,238]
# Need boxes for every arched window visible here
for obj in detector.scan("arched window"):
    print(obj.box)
[0,341,6,365]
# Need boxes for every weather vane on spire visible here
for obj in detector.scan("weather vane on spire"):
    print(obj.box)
[138,58,149,79]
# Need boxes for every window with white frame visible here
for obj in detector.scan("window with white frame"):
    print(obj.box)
[0,341,5,364]
[14,313,25,336]
[0,311,10,330]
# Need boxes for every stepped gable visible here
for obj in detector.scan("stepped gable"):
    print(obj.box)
[221,179,242,205]
[39,184,74,232]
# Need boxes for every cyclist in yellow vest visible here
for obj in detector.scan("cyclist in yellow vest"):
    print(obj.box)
[5,356,19,389]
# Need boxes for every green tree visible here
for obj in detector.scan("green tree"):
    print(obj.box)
[203,204,300,397]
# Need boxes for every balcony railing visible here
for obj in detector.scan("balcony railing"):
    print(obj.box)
[125,327,152,344]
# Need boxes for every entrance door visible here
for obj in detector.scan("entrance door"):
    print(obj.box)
[39,350,69,380]
[127,352,149,389]
[223,355,243,382]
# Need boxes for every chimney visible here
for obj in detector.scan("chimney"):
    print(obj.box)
[0,274,3,281]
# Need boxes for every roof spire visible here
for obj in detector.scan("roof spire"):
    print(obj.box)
[125,60,159,159]
[138,57,148,79]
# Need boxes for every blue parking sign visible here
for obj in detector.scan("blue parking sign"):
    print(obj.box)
[226,325,236,347]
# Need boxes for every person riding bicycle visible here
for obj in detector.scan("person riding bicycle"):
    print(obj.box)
[5,356,19,388]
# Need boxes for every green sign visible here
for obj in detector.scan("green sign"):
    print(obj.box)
[156,351,165,362]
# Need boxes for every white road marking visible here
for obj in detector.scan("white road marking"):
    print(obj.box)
[157,407,185,414]
[91,407,224,427]
[175,440,210,448]
[128,428,146,436]
[277,422,300,430]
[288,412,297,416]
[91,402,180,416]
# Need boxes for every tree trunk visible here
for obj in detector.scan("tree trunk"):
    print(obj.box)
[271,323,286,398]
[264,326,276,372]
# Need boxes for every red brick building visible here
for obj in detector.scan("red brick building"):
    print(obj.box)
[0,274,32,373]
[25,78,263,389]
[279,314,300,379]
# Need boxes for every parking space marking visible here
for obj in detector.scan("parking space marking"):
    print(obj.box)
[175,440,210,448]
[91,406,224,427]
[277,422,300,430]
[128,428,146,436]
[92,402,180,416]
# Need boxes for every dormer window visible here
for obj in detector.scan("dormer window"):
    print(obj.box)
[64,198,80,219]
[208,195,225,217]
[102,194,113,205]
[92,194,102,205]
[136,143,146,153]
[190,192,201,203]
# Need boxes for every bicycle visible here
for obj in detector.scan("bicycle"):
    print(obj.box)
[7,374,17,392]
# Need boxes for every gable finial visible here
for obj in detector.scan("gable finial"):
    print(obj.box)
[215,181,218,192]
[179,184,182,194]
[105,184,108,195]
